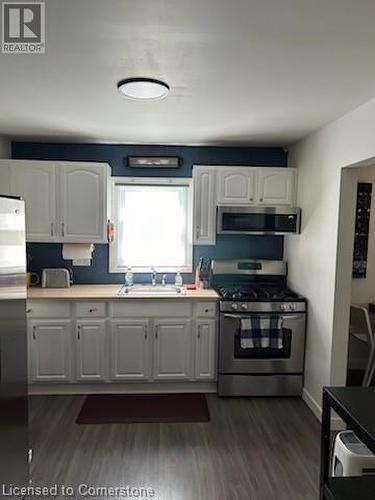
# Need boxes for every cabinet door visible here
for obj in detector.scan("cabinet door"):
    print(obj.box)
[153,319,192,380]
[257,169,296,206]
[217,167,256,205]
[110,320,150,380]
[193,167,216,245]
[76,320,107,381]
[195,319,217,380]
[59,164,107,242]
[10,162,56,242]
[29,320,72,382]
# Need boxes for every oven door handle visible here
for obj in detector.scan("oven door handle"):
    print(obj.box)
[223,313,304,320]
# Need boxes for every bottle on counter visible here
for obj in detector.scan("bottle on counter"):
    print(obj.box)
[175,271,183,287]
[125,267,134,287]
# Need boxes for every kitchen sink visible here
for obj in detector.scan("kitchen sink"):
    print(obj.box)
[117,284,186,296]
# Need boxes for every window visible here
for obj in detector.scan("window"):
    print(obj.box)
[110,177,193,273]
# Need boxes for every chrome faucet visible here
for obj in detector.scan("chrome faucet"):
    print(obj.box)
[162,274,167,286]
[151,267,157,286]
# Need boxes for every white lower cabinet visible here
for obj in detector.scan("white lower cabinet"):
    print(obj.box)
[28,299,218,387]
[76,320,107,381]
[29,320,72,382]
[195,319,217,380]
[110,320,150,380]
[153,319,193,380]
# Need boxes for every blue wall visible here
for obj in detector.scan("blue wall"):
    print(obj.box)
[12,142,287,284]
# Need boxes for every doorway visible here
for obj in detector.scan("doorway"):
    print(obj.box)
[332,163,375,388]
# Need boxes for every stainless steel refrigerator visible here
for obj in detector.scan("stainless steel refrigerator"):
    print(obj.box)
[0,196,29,487]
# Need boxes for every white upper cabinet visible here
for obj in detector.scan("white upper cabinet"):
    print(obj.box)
[193,165,297,245]
[257,168,296,206]
[193,166,216,245]
[217,167,256,205]
[0,159,111,243]
[59,163,108,243]
[9,161,57,242]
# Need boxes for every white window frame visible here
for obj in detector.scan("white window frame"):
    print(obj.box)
[109,177,194,274]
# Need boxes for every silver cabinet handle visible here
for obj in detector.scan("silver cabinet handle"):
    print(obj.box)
[144,326,148,340]
[155,326,158,340]
[77,325,81,340]
[197,324,201,339]
[196,225,200,239]
[32,326,36,340]
[61,222,65,236]
[50,222,54,237]
[223,313,304,321]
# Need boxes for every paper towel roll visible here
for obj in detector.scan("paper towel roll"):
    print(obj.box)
[62,243,94,261]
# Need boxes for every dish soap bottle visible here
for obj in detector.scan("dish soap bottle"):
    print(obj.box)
[125,267,134,287]
[175,271,183,287]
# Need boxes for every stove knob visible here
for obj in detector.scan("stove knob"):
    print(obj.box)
[231,303,239,310]
[240,303,248,310]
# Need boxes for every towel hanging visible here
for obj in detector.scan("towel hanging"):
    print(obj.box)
[239,315,284,349]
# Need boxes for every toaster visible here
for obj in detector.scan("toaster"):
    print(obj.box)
[41,268,72,288]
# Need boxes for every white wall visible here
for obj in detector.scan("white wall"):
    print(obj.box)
[285,96,375,419]
[0,137,10,158]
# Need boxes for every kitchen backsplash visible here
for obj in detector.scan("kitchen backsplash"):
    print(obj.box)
[13,142,286,284]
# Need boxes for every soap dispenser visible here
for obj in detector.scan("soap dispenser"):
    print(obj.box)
[175,272,183,287]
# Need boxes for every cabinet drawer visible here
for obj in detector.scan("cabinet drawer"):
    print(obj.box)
[76,302,106,318]
[27,301,71,318]
[195,302,217,317]
[111,300,192,318]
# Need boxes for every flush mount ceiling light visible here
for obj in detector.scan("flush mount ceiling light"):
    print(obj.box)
[117,78,170,101]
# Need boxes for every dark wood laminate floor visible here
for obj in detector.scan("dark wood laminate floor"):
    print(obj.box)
[29,395,320,500]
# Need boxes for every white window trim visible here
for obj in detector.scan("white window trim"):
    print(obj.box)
[109,177,194,274]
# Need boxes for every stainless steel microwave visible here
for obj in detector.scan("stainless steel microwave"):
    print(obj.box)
[217,206,301,235]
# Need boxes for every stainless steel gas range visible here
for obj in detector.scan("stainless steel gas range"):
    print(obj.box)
[212,259,307,397]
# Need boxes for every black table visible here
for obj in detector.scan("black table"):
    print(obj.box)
[320,387,375,500]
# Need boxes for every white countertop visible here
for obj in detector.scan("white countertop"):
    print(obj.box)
[27,284,219,301]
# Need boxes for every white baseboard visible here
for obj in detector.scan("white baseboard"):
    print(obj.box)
[302,388,345,430]
[302,388,322,420]
[29,381,218,396]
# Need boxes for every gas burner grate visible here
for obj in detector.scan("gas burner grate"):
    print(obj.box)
[218,286,300,302]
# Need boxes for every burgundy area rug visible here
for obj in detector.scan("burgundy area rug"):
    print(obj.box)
[76,393,210,424]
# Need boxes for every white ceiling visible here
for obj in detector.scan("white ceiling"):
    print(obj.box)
[2,0,375,146]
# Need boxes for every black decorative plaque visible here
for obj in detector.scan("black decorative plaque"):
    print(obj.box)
[352,182,372,278]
